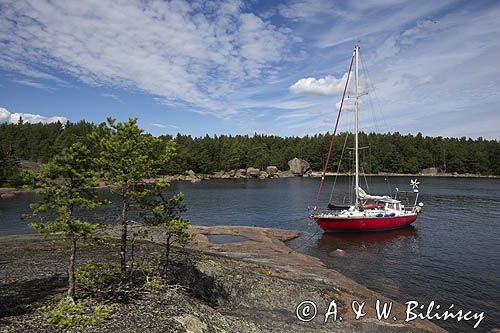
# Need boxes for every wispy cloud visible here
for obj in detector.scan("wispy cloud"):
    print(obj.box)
[151,123,180,130]
[0,107,67,124]
[0,60,65,83]
[270,1,500,138]
[1,0,499,139]
[101,93,123,103]
[11,78,53,90]
[277,0,344,20]
[0,0,292,116]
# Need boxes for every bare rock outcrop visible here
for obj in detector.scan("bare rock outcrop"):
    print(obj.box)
[265,166,279,177]
[246,167,260,178]
[288,158,311,176]
[185,169,196,178]
[235,169,247,178]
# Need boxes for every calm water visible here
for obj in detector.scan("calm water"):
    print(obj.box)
[1,177,499,332]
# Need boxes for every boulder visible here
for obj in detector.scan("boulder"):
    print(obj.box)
[330,249,346,257]
[288,158,311,176]
[213,171,230,179]
[212,171,225,178]
[235,169,247,178]
[185,169,196,178]
[259,171,269,179]
[278,170,294,178]
[421,167,438,175]
[265,166,279,176]
[173,175,184,181]
[227,169,236,177]
[246,167,260,178]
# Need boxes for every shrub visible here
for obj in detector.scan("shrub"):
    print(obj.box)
[144,275,164,291]
[75,263,120,291]
[40,299,110,329]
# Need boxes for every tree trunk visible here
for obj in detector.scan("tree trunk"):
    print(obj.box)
[120,199,129,274]
[164,234,171,272]
[130,235,135,271]
[67,237,77,300]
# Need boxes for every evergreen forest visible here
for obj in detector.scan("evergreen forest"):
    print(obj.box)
[1,119,499,186]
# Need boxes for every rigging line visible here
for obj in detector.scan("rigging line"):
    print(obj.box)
[359,56,377,186]
[360,55,388,133]
[350,156,354,204]
[361,166,369,189]
[288,227,323,254]
[328,132,350,204]
[313,53,355,211]
[360,54,393,191]
[360,56,381,134]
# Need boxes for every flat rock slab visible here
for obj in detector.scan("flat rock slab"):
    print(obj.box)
[0,227,446,332]
[120,225,445,333]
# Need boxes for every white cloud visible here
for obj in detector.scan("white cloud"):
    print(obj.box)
[151,123,180,129]
[289,73,348,96]
[0,0,291,116]
[0,107,68,124]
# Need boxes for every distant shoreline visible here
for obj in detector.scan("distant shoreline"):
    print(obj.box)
[164,170,500,182]
[309,171,500,179]
[1,171,498,198]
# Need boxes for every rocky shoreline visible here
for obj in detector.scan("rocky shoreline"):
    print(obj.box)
[1,156,498,198]
[164,168,499,184]
[0,225,445,332]
[163,156,500,184]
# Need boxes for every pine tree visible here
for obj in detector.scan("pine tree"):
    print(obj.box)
[140,186,193,268]
[94,117,174,273]
[29,142,102,300]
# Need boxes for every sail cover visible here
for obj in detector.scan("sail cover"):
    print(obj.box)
[357,187,400,203]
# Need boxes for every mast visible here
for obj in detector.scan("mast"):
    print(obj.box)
[354,43,360,208]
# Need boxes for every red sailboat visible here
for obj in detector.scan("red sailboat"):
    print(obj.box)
[311,43,423,232]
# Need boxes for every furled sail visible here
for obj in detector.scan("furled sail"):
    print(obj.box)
[357,187,399,203]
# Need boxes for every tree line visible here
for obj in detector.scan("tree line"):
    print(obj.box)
[1,120,499,186]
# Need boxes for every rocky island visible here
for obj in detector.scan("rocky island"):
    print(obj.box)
[0,225,445,332]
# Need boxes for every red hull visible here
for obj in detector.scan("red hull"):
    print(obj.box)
[315,214,417,232]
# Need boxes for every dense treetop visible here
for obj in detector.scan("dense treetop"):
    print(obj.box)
[1,120,499,186]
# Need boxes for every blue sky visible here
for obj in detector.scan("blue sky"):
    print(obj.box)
[1,0,499,138]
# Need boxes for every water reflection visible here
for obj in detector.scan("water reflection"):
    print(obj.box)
[317,226,419,251]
